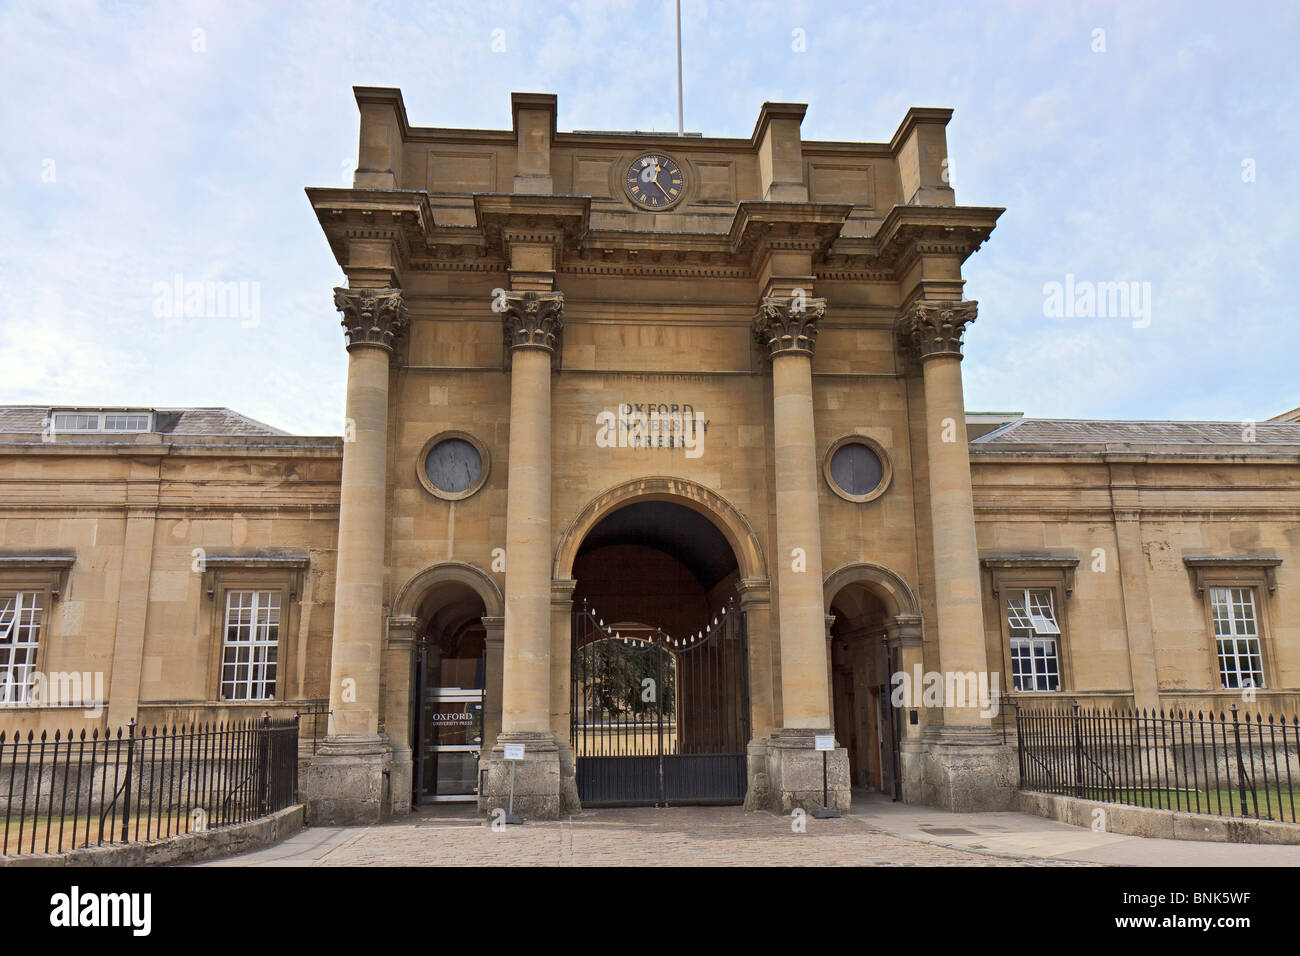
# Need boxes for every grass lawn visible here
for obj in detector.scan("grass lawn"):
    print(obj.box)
[1079,787,1299,820]
[2,811,199,857]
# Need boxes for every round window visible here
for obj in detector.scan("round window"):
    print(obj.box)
[418,432,489,500]
[825,437,891,503]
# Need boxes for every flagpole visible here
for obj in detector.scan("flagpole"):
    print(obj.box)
[675,0,684,136]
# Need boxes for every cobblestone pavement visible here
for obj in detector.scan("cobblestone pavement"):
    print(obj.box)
[207,805,1089,866]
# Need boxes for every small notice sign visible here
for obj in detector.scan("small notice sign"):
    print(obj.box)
[813,735,835,752]
[504,743,525,761]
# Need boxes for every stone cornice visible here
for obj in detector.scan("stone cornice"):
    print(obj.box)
[304,196,999,283]
[899,299,978,360]
[728,201,851,266]
[753,295,826,359]
[1183,556,1282,594]
[473,193,590,265]
[306,187,435,274]
[334,287,410,352]
[969,448,1300,464]
[822,205,1002,278]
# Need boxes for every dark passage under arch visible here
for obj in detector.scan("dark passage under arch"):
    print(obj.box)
[570,500,750,806]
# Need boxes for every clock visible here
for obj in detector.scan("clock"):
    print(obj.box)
[624,153,686,210]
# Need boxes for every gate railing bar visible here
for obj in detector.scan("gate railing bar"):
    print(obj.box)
[1014,701,1298,823]
[1,716,299,858]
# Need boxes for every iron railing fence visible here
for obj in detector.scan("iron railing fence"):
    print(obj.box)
[296,699,330,756]
[1015,701,1299,823]
[0,716,299,858]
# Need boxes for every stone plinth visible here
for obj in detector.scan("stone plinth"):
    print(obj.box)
[915,728,1016,811]
[757,728,851,814]
[479,731,565,820]
[304,734,392,825]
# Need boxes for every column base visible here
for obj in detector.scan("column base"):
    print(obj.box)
[479,731,567,820]
[389,744,413,815]
[750,729,850,814]
[555,739,582,814]
[303,734,393,825]
[913,726,1016,811]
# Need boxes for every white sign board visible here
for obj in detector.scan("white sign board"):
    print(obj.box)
[813,735,835,752]
[503,743,526,761]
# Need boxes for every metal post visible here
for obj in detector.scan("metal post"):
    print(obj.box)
[506,760,522,825]
[120,718,136,843]
[1072,699,1083,799]
[675,0,684,136]
[812,742,839,819]
[1230,704,1248,817]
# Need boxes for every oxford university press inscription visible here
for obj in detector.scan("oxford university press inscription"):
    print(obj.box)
[595,402,709,458]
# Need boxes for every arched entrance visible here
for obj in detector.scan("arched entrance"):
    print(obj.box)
[825,563,920,801]
[561,489,756,807]
[392,563,503,807]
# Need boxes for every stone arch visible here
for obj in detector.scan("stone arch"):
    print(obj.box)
[823,561,920,619]
[391,560,504,620]
[553,476,769,586]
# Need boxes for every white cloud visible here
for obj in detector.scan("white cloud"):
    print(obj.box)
[0,0,1295,431]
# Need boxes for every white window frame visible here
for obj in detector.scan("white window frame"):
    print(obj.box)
[1210,586,1265,691]
[1007,588,1061,692]
[219,589,281,701]
[50,410,152,433]
[0,591,44,705]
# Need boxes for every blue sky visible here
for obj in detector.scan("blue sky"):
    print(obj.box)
[1,0,1296,435]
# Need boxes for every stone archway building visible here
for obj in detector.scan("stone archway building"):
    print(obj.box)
[3,88,1297,826]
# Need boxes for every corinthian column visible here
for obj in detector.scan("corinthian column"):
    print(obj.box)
[481,289,569,819]
[752,296,849,813]
[902,300,992,732]
[304,286,407,825]
[897,299,1014,811]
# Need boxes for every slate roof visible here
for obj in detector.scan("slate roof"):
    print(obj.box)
[0,406,291,437]
[972,418,1300,448]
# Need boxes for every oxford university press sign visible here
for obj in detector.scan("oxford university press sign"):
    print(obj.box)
[595,402,710,458]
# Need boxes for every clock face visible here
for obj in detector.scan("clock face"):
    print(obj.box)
[624,153,685,209]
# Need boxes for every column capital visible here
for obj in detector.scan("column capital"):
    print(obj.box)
[884,613,924,649]
[752,295,826,359]
[386,615,420,654]
[550,578,577,608]
[334,286,409,352]
[481,615,505,647]
[502,289,564,362]
[900,299,978,360]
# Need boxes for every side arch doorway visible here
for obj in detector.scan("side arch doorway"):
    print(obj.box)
[825,563,920,802]
[394,563,502,808]
[566,498,752,807]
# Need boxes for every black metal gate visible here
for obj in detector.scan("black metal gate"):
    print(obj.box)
[570,598,750,806]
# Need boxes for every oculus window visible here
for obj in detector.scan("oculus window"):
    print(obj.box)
[825,436,892,503]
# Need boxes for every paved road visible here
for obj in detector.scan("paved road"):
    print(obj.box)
[199,793,1299,867]
[200,803,1078,868]
[849,792,1300,866]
